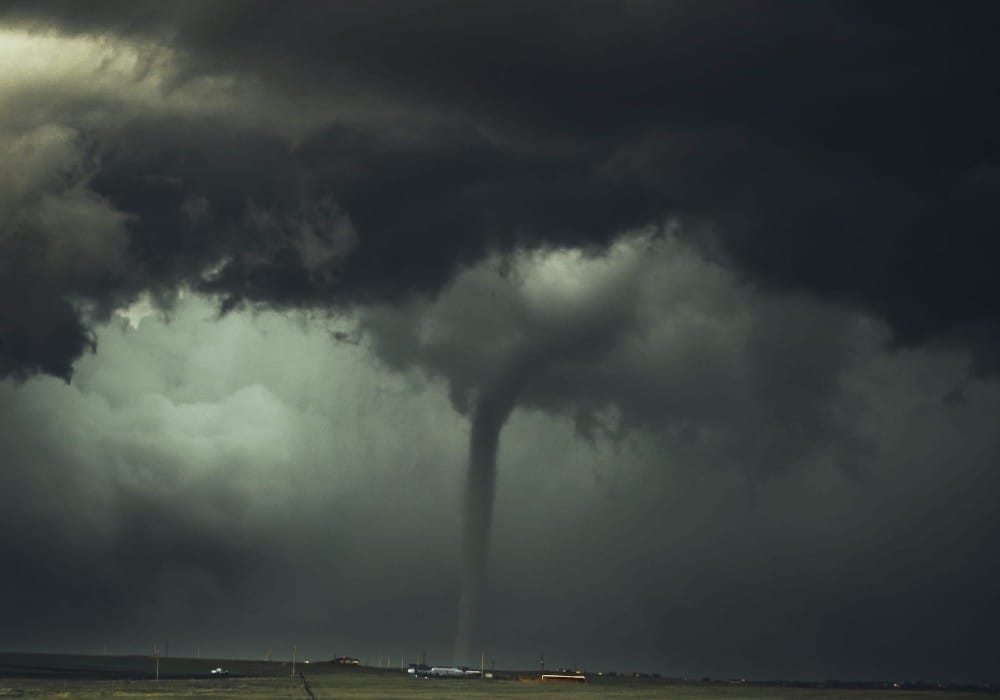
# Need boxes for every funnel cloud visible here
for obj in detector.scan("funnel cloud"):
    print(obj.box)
[455,352,544,662]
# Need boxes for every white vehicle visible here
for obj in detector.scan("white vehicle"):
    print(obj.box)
[210,667,229,676]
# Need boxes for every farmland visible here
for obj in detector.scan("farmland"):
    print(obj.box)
[0,653,993,700]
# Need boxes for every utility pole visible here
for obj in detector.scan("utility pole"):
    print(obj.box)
[155,645,160,682]
[481,651,485,680]
[291,645,296,677]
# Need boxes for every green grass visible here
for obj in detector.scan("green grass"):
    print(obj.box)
[0,674,987,700]
[0,654,990,700]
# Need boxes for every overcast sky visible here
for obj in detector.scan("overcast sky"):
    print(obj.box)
[1,1,998,683]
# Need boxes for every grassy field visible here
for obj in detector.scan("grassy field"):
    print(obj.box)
[0,653,991,699]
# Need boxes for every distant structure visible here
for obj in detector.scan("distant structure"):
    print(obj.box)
[332,656,360,665]
[541,674,587,683]
[429,666,481,678]
[409,664,481,678]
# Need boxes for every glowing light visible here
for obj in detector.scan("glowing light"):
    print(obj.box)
[115,294,155,330]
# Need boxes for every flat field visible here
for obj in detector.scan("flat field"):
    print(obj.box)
[0,653,990,700]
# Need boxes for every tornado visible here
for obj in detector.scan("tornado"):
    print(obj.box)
[451,308,618,661]
[453,353,539,662]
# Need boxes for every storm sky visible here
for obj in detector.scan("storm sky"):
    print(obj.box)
[1,1,998,683]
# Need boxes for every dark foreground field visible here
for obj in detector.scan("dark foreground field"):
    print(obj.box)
[0,653,992,699]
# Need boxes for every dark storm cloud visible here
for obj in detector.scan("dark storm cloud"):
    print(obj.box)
[0,270,94,380]
[0,305,471,656]
[0,250,997,681]
[2,2,1000,685]
[2,1,1000,378]
[361,235,868,477]
[0,124,127,379]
